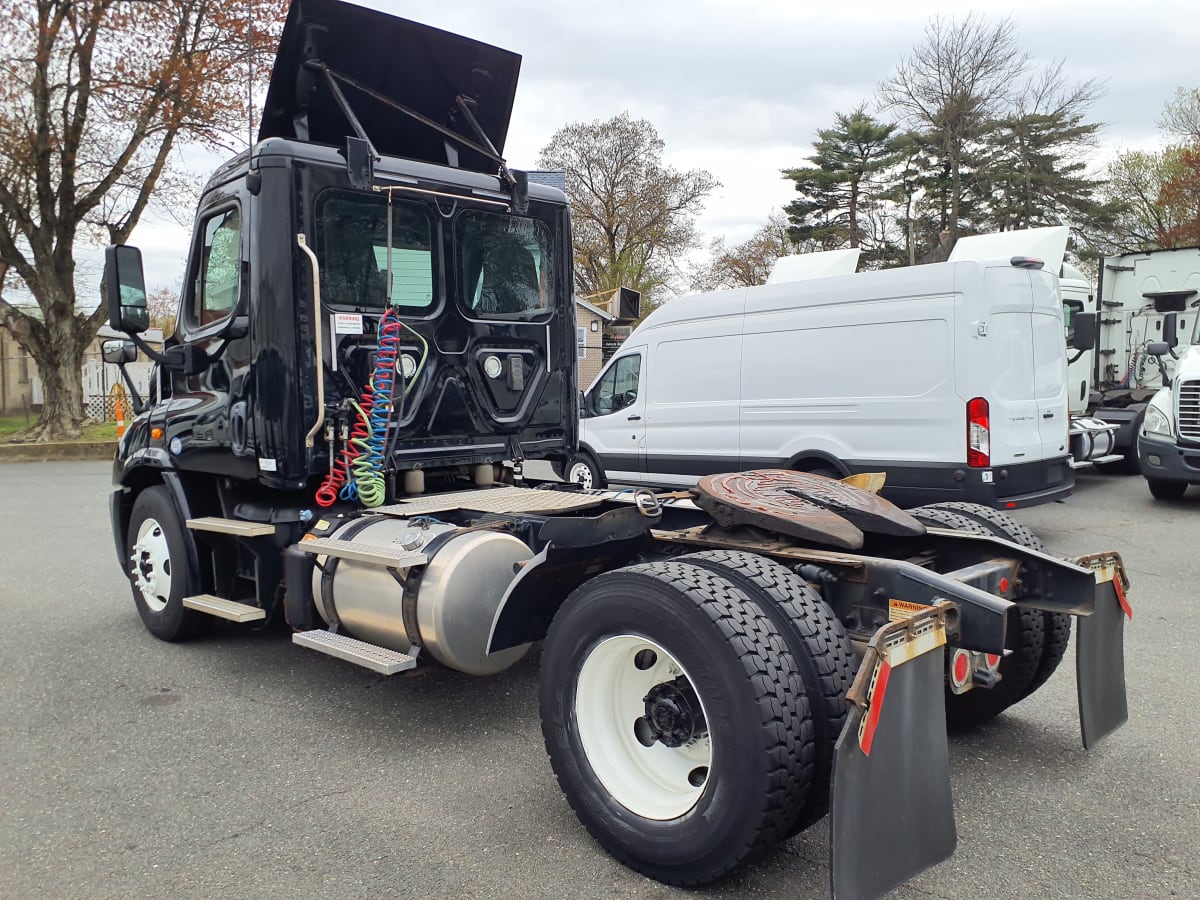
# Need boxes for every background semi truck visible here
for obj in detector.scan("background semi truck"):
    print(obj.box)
[98,2,1130,897]
[1086,246,1200,469]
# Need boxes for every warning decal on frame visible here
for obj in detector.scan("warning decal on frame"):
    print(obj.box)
[334,313,364,335]
[888,599,930,621]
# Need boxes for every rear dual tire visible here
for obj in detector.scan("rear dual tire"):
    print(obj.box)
[911,504,1055,730]
[539,560,815,886]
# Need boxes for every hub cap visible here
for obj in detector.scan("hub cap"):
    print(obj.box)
[575,635,713,819]
[130,517,172,612]
[568,461,593,489]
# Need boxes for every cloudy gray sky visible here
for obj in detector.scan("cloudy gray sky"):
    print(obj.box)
[130,0,1200,294]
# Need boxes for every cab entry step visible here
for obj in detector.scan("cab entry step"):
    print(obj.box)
[293,630,417,675]
[186,517,277,537]
[182,594,266,622]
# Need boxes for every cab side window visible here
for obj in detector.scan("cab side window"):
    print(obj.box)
[189,207,241,327]
[591,354,641,415]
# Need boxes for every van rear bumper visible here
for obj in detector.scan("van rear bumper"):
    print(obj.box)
[847,456,1074,510]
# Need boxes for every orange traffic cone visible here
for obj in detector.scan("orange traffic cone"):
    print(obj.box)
[115,396,125,438]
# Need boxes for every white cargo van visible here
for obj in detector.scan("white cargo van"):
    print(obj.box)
[573,252,1075,509]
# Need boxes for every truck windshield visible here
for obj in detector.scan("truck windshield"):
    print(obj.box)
[315,190,436,313]
[456,210,555,321]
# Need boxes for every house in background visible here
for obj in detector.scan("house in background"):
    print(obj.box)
[575,296,615,386]
[0,324,162,417]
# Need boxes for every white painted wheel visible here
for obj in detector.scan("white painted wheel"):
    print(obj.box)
[575,634,712,819]
[130,516,173,613]
[568,459,594,489]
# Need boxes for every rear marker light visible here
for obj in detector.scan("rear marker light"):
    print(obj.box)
[967,397,990,468]
[951,649,971,687]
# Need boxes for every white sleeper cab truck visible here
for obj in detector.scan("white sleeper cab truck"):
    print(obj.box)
[1137,311,1200,499]
[1092,247,1200,469]
[575,250,1080,509]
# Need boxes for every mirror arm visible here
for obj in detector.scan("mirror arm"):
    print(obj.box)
[1068,349,1084,365]
[112,362,145,415]
[126,331,170,366]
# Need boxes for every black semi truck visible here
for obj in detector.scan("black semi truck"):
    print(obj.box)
[101,3,1130,897]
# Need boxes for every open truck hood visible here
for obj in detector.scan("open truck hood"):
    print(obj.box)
[259,0,521,174]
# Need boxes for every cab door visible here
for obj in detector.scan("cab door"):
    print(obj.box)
[163,184,256,479]
[581,349,646,483]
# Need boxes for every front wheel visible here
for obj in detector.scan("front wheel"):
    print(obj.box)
[126,486,207,642]
[539,560,813,886]
[566,451,606,489]
[1147,478,1188,500]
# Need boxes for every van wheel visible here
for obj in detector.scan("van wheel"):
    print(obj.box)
[567,451,606,489]
[794,460,841,479]
[915,502,1067,700]
[539,560,813,885]
[1147,478,1187,500]
[910,506,1045,730]
[678,549,854,832]
[126,486,208,642]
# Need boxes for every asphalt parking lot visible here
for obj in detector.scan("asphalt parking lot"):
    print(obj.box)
[1,461,1198,899]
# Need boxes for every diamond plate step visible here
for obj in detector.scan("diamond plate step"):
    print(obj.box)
[182,594,266,622]
[297,537,427,567]
[186,517,276,537]
[293,630,417,675]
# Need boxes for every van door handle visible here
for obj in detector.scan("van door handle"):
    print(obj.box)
[1042,412,1055,419]
[627,414,642,421]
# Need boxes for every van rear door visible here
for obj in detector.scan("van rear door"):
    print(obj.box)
[981,265,1042,467]
[1031,269,1070,460]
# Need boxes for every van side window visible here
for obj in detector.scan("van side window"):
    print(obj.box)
[591,354,641,415]
[188,207,241,327]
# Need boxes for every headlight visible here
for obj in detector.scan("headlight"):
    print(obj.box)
[1144,405,1173,437]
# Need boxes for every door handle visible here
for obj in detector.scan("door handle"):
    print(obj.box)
[1042,412,1055,419]
[628,414,641,421]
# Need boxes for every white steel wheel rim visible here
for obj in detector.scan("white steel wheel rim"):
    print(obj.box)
[568,461,594,489]
[131,517,173,612]
[575,634,713,820]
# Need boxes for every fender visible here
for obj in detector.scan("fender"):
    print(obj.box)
[785,449,848,476]
[111,452,201,578]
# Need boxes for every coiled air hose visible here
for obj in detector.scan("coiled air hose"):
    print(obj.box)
[350,398,385,506]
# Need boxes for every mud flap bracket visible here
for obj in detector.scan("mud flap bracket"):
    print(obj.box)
[831,602,957,900]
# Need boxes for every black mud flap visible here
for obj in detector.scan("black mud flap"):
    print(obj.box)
[1075,552,1131,749]
[831,603,956,900]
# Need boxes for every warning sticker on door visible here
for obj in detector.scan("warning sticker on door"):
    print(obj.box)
[888,599,930,621]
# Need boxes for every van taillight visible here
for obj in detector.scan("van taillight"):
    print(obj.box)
[967,397,990,467]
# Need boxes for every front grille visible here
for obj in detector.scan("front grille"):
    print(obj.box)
[1178,380,1200,442]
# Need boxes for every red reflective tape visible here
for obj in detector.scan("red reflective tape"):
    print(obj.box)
[1113,576,1132,620]
[859,660,892,758]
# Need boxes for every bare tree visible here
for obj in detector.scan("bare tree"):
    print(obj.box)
[691,212,801,291]
[1159,87,1200,142]
[0,0,285,442]
[878,14,1029,248]
[538,113,719,309]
